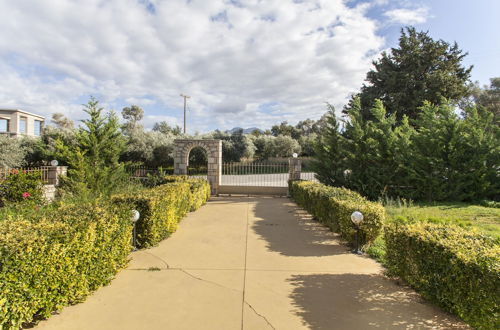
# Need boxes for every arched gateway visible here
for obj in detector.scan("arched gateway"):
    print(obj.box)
[174,139,222,195]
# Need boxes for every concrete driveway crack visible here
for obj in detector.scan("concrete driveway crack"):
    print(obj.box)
[132,252,240,293]
[175,268,241,293]
[141,251,171,268]
[245,301,276,330]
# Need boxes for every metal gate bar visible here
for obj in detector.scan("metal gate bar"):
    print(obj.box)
[221,162,289,187]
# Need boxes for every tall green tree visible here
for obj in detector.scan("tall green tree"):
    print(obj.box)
[153,121,182,135]
[121,105,144,133]
[57,97,127,196]
[348,27,472,122]
[311,105,346,186]
[471,77,500,126]
[341,99,408,199]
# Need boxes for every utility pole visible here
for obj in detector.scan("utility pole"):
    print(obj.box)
[180,94,190,134]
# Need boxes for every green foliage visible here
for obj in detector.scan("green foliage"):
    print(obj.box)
[0,135,26,168]
[311,104,346,186]
[289,180,385,247]
[384,222,499,329]
[315,97,499,201]
[0,170,44,206]
[121,128,176,167]
[386,202,500,239]
[0,200,132,329]
[411,102,499,201]
[480,200,500,208]
[121,105,145,134]
[353,27,472,122]
[112,177,210,248]
[56,97,128,197]
[212,129,255,162]
[470,77,500,126]
[152,121,183,135]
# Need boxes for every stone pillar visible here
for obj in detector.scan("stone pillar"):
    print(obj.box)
[206,140,222,195]
[174,143,188,175]
[289,158,301,181]
[46,166,67,186]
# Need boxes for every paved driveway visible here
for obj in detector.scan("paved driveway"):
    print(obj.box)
[36,197,468,329]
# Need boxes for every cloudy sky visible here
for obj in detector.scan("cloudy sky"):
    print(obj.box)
[0,0,498,132]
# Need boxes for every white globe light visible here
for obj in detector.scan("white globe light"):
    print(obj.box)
[351,211,364,225]
[292,153,298,158]
[50,159,59,166]
[131,210,140,222]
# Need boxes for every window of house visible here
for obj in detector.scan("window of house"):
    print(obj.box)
[0,119,9,132]
[20,117,27,134]
[34,120,43,136]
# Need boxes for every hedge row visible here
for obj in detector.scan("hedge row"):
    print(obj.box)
[162,176,211,211]
[384,223,500,329]
[0,176,211,329]
[289,180,385,246]
[0,201,132,329]
[112,177,210,248]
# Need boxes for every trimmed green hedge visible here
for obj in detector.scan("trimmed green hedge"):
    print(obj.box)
[0,201,132,329]
[289,180,385,246]
[0,176,210,328]
[187,178,211,211]
[385,222,500,329]
[112,178,210,248]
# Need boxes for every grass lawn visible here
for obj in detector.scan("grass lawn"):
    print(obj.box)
[386,202,500,239]
[367,202,500,263]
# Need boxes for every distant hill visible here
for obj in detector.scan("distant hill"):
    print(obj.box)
[227,127,263,134]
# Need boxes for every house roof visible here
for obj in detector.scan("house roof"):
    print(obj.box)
[0,109,45,120]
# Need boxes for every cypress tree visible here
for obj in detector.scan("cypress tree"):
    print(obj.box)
[311,104,346,187]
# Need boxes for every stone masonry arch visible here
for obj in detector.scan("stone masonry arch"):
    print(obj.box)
[174,139,222,195]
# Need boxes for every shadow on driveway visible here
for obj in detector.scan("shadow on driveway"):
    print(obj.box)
[287,273,469,329]
[251,196,349,257]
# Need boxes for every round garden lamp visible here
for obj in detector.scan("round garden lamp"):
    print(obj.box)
[131,210,140,250]
[351,211,364,254]
[50,159,59,166]
[292,153,298,158]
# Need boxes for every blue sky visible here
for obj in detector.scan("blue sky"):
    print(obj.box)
[359,0,500,86]
[0,0,497,133]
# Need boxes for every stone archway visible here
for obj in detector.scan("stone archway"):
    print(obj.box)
[174,139,222,195]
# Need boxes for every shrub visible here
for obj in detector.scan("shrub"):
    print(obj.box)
[141,175,211,211]
[0,201,132,329]
[0,169,45,207]
[289,180,385,247]
[384,222,500,329]
[187,178,211,211]
[112,178,210,248]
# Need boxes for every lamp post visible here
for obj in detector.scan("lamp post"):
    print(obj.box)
[131,209,140,251]
[351,211,364,254]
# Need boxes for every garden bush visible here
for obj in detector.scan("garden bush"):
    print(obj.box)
[0,201,132,329]
[0,169,44,207]
[384,222,500,329]
[112,178,210,248]
[289,180,385,247]
[187,178,211,211]
[142,175,210,211]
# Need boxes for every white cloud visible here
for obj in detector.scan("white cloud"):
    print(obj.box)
[0,0,386,131]
[384,7,429,25]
